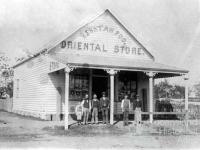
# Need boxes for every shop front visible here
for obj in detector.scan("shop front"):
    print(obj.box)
[48,60,188,130]
[46,10,189,130]
[67,68,139,114]
[13,9,189,130]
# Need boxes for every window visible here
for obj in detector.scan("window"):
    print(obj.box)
[118,71,137,101]
[69,75,89,101]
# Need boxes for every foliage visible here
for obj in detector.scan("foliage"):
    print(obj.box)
[0,50,31,99]
[154,79,185,99]
[0,53,13,98]
[193,82,200,97]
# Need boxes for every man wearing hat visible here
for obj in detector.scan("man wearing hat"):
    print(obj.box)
[121,94,131,126]
[91,94,100,124]
[81,94,91,125]
[100,92,110,124]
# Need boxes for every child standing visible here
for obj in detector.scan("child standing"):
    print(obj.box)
[75,102,83,125]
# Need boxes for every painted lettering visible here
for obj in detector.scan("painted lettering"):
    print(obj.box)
[61,41,66,48]
[80,32,86,38]
[120,46,125,53]
[67,41,72,49]
[95,44,101,51]
[93,27,98,32]
[85,30,90,36]
[122,38,126,43]
[103,26,109,32]
[114,46,119,53]
[79,25,127,45]
[88,27,93,33]
[90,43,94,51]
[115,31,119,35]
[78,42,82,50]
[50,62,59,71]
[138,48,144,55]
[131,47,136,55]
[73,42,76,49]
[97,25,103,31]
[64,41,145,57]
[109,27,114,33]
[83,43,89,50]
[118,34,122,39]
[125,47,130,54]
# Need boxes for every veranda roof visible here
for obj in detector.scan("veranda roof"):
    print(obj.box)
[49,53,188,78]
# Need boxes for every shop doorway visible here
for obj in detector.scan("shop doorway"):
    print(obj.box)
[92,76,108,99]
[142,88,147,112]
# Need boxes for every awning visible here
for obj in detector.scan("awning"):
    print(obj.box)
[49,53,188,77]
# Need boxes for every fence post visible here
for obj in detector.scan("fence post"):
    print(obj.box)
[184,74,189,133]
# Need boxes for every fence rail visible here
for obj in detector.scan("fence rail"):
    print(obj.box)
[140,112,186,115]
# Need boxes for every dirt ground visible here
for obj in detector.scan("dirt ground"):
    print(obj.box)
[0,111,200,149]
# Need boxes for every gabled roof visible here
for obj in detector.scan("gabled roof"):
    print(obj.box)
[13,9,155,68]
[12,9,189,75]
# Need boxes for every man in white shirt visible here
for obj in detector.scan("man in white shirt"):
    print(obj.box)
[121,94,131,126]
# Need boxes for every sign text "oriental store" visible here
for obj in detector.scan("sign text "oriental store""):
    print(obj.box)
[61,41,145,56]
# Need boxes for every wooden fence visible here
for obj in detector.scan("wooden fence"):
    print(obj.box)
[0,98,13,112]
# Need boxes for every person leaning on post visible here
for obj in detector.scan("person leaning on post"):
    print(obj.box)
[121,94,131,126]
[81,94,91,125]
[100,92,110,124]
[91,94,100,124]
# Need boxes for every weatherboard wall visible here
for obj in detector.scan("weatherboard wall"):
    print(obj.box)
[13,54,61,119]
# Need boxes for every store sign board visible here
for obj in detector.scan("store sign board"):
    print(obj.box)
[60,40,145,56]
[56,11,153,61]
[48,57,66,73]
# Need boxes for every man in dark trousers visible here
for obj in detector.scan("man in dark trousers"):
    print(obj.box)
[100,92,110,124]
[81,94,91,125]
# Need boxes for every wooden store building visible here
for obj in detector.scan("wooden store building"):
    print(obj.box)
[13,10,189,129]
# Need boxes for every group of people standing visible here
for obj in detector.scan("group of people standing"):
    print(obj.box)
[121,94,142,126]
[75,92,142,126]
[75,92,110,125]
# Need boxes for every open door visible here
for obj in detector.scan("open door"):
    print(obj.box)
[92,76,108,99]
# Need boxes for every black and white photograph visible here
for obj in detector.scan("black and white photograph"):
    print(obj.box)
[0,0,200,149]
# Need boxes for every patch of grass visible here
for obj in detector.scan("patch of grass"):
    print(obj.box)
[43,124,129,137]
[0,134,41,142]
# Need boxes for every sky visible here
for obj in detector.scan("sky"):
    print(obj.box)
[0,0,200,86]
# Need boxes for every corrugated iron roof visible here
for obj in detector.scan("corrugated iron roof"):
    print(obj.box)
[49,53,188,74]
